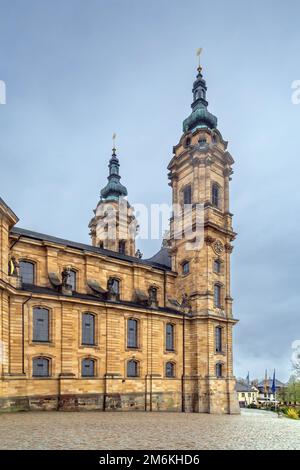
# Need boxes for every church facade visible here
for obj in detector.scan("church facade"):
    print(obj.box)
[0,64,239,414]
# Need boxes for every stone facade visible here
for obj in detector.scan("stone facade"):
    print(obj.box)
[0,64,240,414]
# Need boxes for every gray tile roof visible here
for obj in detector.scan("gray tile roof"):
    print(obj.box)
[235,381,254,392]
[146,246,171,269]
[11,227,172,271]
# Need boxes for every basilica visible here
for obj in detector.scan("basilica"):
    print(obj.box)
[0,63,239,413]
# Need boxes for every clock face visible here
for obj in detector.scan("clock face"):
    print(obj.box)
[213,240,224,255]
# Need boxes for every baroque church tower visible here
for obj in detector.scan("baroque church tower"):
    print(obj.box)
[168,62,239,413]
[89,145,137,256]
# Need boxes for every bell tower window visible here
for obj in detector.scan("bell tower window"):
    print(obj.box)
[183,185,192,205]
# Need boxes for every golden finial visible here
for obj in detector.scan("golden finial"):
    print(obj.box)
[196,47,203,73]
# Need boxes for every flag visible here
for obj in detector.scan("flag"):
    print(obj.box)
[271,369,276,394]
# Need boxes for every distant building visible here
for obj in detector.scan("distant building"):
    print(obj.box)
[235,382,259,407]
[257,378,286,402]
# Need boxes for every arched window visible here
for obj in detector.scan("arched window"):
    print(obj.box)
[127,359,138,377]
[166,362,175,378]
[68,269,76,291]
[182,261,190,275]
[82,313,95,346]
[212,183,220,208]
[148,286,158,305]
[19,260,35,285]
[216,362,223,378]
[166,323,175,351]
[127,319,138,348]
[119,240,126,254]
[215,326,223,353]
[33,307,49,342]
[32,357,50,377]
[185,137,191,147]
[214,259,221,274]
[198,138,207,147]
[82,358,96,377]
[214,284,222,308]
[183,185,192,205]
[107,278,120,299]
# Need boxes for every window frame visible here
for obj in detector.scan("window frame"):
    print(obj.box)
[165,361,175,378]
[67,268,77,292]
[81,357,96,378]
[215,326,223,353]
[118,240,126,255]
[19,259,36,285]
[212,182,221,209]
[182,261,190,275]
[183,184,192,205]
[81,312,96,346]
[165,323,175,352]
[32,306,50,343]
[107,277,121,300]
[32,356,51,378]
[215,362,223,378]
[127,318,139,349]
[213,259,222,274]
[214,283,222,309]
[127,359,139,378]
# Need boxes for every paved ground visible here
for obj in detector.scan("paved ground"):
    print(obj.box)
[0,409,299,450]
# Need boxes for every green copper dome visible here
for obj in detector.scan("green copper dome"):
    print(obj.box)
[100,149,128,201]
[183,66,217,132]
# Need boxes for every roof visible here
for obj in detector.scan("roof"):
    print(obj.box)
[10,227,172,271]
[257,378,286,389]
[235,382,255,392]
[0,196,19,224]
[146,246,172,269]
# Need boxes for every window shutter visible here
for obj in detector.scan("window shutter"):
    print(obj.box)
[33,308,49,342]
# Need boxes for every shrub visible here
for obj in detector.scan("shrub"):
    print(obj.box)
[286,408,299,419]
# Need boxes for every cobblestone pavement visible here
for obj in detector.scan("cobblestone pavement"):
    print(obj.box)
[0,409,299,450]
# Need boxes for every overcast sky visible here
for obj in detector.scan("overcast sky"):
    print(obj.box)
[0,0,299,382]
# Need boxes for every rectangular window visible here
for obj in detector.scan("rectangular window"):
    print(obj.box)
[166,324,174,351]
[214,284,222,308]
[127,319,138,348]
[20,261,35,284]
[215,326,222,353]
[33,308,49,342]
[183,185,192,205]
[33,358,49,377]
[182,261,190,275]
[214,260,221,274]
[82,359,95,377]
[82,313,95,345]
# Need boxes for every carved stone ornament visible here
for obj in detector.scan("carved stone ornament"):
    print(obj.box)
[204,235,215,246]
[213,240,224,255]
[225,243,234,253]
